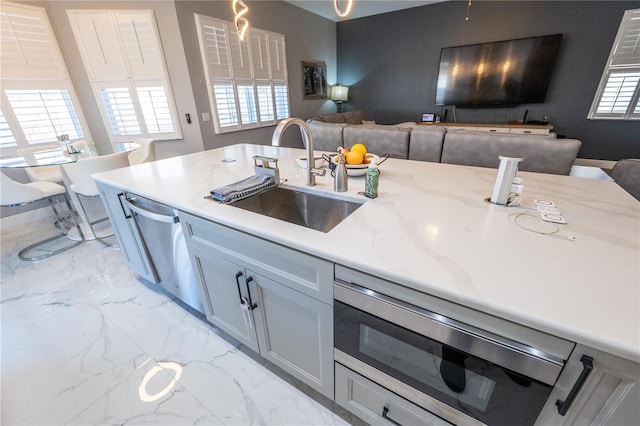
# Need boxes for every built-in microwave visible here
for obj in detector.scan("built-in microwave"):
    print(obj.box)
[334,280,567,425]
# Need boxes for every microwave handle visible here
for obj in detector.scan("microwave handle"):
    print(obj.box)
[555,354,594,415]
[382,406,403,426]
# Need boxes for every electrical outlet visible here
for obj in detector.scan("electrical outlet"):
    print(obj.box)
[202,112,211,122]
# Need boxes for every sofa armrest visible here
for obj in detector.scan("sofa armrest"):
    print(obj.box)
[408,126,446,162]
[441,133,582,175]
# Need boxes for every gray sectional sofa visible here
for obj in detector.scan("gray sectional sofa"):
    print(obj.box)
[307,112,582,175]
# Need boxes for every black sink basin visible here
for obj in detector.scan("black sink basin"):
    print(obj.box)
[230,186,363,232]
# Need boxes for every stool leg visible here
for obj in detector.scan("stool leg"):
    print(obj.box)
[17,194,85,262]
[75,193,118,248]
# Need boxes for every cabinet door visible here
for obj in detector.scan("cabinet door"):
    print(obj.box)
[96,182,155,281]
[188,244,259,352]
[247,271,334,400]
[535,345,640,425]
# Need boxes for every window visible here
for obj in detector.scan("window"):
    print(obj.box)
[588,9,640,120]
[6,89,84,144]
[195,14,290,134]
[67,10,182,142]
[0,2,90,153]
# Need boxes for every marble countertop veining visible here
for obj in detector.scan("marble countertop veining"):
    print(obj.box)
[93,144,640,363]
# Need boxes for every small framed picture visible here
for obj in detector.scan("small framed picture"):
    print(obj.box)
[421,113,437,122]
[302,61,328,99]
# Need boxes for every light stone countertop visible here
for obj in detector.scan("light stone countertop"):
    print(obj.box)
[93,143,640,363]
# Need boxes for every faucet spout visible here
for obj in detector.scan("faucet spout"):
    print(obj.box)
[272,118,325,186]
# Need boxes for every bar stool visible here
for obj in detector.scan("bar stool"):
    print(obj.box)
[15,144,64,183]
[611,159,640,201]
[69,151,130,247]
[0,172,84,261]
[128,138,156,165]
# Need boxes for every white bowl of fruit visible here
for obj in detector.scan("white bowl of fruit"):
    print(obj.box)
[330,144,386,176]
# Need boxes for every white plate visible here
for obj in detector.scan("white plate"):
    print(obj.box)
[331,153,380,176]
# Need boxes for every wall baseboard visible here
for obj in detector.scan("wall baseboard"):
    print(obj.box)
[0,207,53,231]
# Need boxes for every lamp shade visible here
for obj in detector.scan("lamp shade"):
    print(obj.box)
[331,85,349,101]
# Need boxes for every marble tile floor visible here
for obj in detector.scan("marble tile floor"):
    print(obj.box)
[1,218,362,425]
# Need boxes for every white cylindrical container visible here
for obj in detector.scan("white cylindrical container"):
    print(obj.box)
[490,155,523,205]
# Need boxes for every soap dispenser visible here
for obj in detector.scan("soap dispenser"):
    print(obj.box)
[334,152,348,192]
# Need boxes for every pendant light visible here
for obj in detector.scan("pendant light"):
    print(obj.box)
[233,0,249,41]
[334,0,354,18]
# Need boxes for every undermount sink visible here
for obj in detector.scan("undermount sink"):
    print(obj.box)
[230,186,363,232]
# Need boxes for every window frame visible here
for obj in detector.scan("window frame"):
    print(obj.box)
[588,9,640,120]
[195,14,290,134]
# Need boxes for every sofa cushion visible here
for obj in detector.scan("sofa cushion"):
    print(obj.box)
[343,125,410,159]
[407,126,446,162]
[320,113,346,123]
[308,121,347,152]
[441,132,582,175]
[342,110,365,124]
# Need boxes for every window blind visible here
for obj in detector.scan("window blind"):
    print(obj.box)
[195,14,290,134]
[0,2,90,153]
[589,9,640,120]
[67,10,182,141]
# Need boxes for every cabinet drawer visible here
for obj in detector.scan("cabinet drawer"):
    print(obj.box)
[180,212,333,304]
[509,127,549,135]
[475,127,509,133]
[445,125,476,131]
[335,363,451,426]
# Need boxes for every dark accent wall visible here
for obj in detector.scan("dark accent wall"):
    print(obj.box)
[337,1,640,160]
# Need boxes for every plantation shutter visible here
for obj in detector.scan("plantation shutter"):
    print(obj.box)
[0,2,89,152]
[0,4,66,79]
[195,13,289,134]
[589,9,640,120]
[68,10,182,141]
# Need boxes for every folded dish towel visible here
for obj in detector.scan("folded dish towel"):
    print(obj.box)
[210,174,275,203]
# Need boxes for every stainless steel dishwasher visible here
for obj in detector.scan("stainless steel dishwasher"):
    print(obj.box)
[123,192,203,314]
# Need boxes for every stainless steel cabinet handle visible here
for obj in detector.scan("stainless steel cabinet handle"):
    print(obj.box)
[556,355,594,415]
[382,406,403,426]
[125,197,178,224]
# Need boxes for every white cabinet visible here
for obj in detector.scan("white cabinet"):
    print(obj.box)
[423,122,553,134]
[96,181,156,283]
[536,345,639,425]
[179,212,334,400]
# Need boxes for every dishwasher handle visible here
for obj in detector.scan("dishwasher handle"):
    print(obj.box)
[125,197,179,224]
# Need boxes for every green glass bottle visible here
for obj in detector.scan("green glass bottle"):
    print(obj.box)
[364,160,379,199]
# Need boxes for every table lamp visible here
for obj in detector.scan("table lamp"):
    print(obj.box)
[331,85,349,113]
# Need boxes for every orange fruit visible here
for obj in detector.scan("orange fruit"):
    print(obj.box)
[351,143,367,157]
[346,151,364,165]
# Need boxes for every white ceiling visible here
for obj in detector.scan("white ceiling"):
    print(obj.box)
[284,0,445,22]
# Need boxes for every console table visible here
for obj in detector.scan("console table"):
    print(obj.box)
[420,122,553,135]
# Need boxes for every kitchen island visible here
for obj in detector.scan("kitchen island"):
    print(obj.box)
[94,143,639,425]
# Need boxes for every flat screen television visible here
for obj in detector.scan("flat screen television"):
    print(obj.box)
[435,34,562,107]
